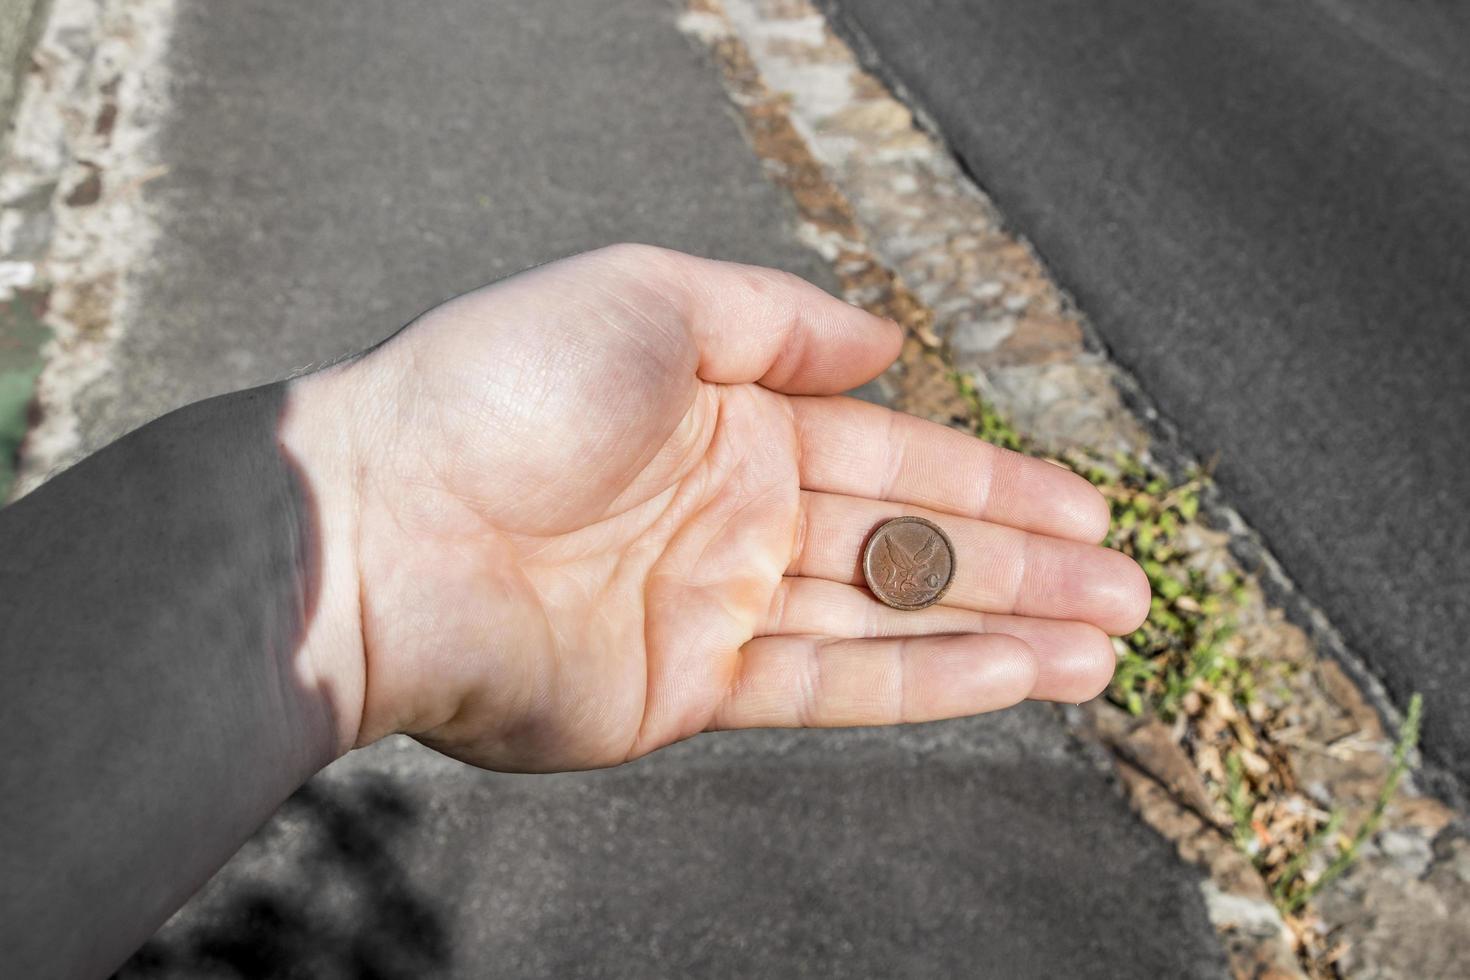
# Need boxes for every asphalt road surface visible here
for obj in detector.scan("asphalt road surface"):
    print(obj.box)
[820,0,1470,788]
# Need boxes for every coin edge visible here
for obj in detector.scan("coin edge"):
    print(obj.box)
[860,516,957,611]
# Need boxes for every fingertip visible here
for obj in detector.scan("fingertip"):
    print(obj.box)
[1110,554,1153,636]
[985,450,1114,544]
[875,313,904,361]
[1075,478,1114,544]
[849,311,903,389]
[1029,622,1117,704]
[783,301,903,395]
[1037,458,1113,544]
[990,631,1041,695]
[987,633,1041,709]
[944,632,1039,711]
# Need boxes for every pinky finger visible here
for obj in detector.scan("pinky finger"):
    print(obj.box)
[708,633,1037,731]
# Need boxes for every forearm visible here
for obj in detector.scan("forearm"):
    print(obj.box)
[0,378,363,978]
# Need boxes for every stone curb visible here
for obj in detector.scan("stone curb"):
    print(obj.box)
[0,0,175,502]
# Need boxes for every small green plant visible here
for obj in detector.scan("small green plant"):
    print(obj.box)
[1271,693,1423,914]
[1089,459,1249,721]
[1271,811,1343,906]
[953,380,1247,721]
[1225,750,1258,856]
[949,370,1023,452]
[957,381,1427,940]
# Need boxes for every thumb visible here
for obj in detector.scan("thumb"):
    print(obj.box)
[598,244,903,395]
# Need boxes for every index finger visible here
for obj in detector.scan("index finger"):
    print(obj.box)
[790,395,1111,544]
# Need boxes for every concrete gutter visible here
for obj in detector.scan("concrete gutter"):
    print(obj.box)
[0,0,175,500]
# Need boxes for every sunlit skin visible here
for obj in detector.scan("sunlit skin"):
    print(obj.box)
[1,244,1154,976]
[302,244,1151,772]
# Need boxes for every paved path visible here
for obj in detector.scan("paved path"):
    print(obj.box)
[27,0,1228,975]
[820,0,1470,789]
[127,724,1223,978]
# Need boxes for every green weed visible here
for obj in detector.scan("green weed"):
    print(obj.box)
[1272,693,1423,914]
[957,381,1427,929]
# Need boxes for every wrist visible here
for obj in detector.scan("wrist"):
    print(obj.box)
[278,363,371,758]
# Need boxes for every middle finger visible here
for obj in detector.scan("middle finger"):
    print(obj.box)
[788,490,1149,635]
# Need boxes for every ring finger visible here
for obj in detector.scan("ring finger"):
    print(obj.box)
[762,577,1117,703]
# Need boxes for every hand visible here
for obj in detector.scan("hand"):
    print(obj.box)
[298,245,1149,772]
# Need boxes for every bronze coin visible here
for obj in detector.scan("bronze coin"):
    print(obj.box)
[861,516,956,610]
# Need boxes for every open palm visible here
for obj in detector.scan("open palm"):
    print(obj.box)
[332,245,1147,772]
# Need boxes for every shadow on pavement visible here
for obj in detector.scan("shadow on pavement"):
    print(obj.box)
[115,776,447,980]
[112,720,1228,978]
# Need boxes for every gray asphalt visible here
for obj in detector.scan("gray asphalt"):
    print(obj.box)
[820,0,1470,788]
[125,723,1224,979]
[74,0,1227,976]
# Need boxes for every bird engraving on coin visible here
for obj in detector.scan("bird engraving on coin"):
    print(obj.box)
[862,516,955,610]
